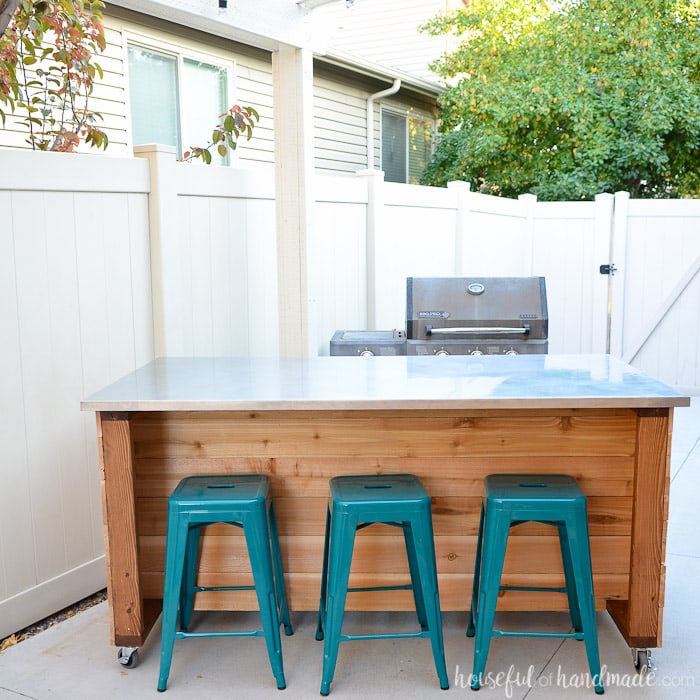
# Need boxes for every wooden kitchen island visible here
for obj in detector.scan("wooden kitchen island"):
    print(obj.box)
[81,354,689,656]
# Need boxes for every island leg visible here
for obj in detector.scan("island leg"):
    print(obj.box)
[607,407,671,651]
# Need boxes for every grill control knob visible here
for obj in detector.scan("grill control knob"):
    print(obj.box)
[359,349,375,357]
[505,349,519,356]
[435,349,450,356]
[470,349,484,356]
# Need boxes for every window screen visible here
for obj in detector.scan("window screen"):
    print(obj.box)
[408,116,433,185]
[181,59,228,164]
[381,110,407,183]
[128,46,180,154]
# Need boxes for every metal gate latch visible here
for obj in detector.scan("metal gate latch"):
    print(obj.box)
[599,264,617,275]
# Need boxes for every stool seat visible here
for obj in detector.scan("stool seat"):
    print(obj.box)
[157,474,293,692]
[315,474,449,695]
[467,474,603,694]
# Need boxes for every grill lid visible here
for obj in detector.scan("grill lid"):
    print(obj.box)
[406,277,548,341]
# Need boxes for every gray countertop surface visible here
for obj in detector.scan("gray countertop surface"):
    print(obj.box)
[81,354,690,412]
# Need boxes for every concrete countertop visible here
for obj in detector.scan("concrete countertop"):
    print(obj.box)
[81,354,689,412]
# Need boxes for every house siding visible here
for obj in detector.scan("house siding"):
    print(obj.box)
[314,66,438,175]
[314,72,369,174]
[100,11,276,166]
[0,7,439,176]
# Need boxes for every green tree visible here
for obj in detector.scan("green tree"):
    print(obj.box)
[421,0,700,200]
[0,0,107,151]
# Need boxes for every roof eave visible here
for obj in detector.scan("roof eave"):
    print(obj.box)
[317,49,446,97]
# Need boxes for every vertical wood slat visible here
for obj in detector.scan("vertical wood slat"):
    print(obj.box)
[607,408,671,648]
[99,412,144,647]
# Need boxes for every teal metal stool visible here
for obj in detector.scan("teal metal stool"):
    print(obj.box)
[315,474,449,696]
[467,474,603,694]
[157,474,293,692]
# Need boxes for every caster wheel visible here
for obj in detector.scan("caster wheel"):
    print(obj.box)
[632,647,652,673]
[117,647,140,668]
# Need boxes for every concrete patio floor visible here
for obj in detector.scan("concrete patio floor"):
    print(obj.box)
[1,399,698,699]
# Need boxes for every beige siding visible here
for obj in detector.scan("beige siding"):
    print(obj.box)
[89,26,130,154]
[313,74,437,176]
[234,61,275,165]
[314,74,369,174]
[0,8,438,174]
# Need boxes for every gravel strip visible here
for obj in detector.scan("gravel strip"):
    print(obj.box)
[0,589,108,652]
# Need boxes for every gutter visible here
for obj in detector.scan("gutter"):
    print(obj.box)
[366,79,401,170]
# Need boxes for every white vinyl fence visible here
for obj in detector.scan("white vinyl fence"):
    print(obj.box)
[0,150,153,639]
[2,146,699,639]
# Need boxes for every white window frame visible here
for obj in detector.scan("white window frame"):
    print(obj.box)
[380,106,435,184]
[123,30,236,162]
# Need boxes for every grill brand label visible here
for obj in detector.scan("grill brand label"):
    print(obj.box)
[418,311,450,319]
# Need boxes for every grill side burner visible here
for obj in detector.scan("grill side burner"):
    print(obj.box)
[330,330,407,356]
[406,276,548,356]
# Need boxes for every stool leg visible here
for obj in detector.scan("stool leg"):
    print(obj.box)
[316,505,332,642]
[158,512,190,692]
[403,522,428,631]
[268,501,293,636]
[568,511,604,694]
[179,524,203,632]
[243,509,287,690]
[320,513,357,696]
[467,503,486,638]
[411,513,449,690]
[470,509,510,691]
[557,521,583,634]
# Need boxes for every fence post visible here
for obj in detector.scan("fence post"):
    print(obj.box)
[518,193,538,274]
[447,180,470,275]
[134,143,179,357]
[357,168,385,329]
[592,193,615,353]
[609,191,629,358]
[272,45,315,357]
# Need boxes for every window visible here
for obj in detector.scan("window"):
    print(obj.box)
[381,109,433,184]
[127,42,230,164]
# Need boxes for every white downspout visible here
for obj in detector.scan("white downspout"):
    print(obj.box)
[366,79,401,169]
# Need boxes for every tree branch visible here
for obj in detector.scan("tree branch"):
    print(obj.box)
[0,0,20,36]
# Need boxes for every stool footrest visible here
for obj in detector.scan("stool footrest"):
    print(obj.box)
[493,629,584,640]
[175,629,266,639]
[499,585,568,593]
[340,631,429,642]
[347,584,413,593]
[193,585,256,592]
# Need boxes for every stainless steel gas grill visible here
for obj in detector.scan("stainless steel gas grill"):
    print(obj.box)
[405,276,548,356]
[329,276,548,356]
